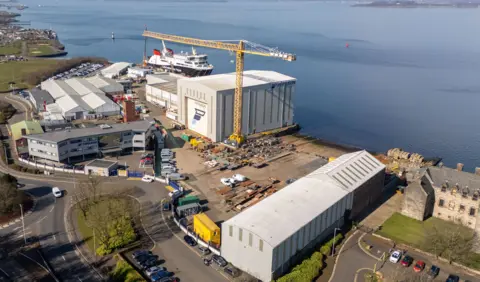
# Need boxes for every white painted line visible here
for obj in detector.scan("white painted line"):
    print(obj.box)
[52,234,56,241]
[49,206,55,213]
[0,267,10,278]
[13,226,21,231]
[37,216,47,224]
[62,255,66,261]
[77,277,83,282]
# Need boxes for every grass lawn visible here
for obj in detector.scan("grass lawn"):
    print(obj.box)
[110,255,146,282]
[28,44,56,56]
[0,59,59,92]
[377,212,472,248]
[0,41,22,55]
[377,212,480,270]
[75,197,133,253]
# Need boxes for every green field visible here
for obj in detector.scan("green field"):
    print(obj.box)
[28,44,56,56]
[0,59,59,92]
[377,212,480,269]
[0,41,22,55]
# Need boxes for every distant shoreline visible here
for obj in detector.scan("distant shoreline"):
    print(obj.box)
[352,1,479,8]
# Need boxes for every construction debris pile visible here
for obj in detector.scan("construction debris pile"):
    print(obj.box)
[195,136,297,170]
[378,148,441,174]
[217,179,278,213]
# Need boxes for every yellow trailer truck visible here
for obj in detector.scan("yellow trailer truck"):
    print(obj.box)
[193,213,220,245]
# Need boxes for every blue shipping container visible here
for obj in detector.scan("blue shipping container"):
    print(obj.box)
[169,181,181,191]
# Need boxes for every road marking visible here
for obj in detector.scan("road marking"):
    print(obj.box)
[49,206,55,213]
[16,231,31,239]
[0,267,10,278]
[77,276,83,282]
[13,226,21,231]
[62,255,66,261]
[52,234,56,241]
[37,216,47,224]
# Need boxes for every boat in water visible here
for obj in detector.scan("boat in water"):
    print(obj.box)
[147,41,213,77]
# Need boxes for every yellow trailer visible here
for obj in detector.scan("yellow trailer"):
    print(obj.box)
[193,213,220,245]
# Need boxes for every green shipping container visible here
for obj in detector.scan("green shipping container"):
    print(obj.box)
[181,134,191,142]
[178,195,200,206]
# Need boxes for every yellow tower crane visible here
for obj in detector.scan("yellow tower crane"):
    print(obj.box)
[142,30,296,146]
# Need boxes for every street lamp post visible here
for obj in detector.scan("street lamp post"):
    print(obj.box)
[331,227,341,256]
[19,204,26,244]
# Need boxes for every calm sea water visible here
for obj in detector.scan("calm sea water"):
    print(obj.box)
[18,0,480,170]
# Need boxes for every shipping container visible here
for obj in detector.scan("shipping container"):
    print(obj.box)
[178,195,200,206]
[169,181,182,191]
[181,133,191,142]
[193,213,220,245]
[176,202,202,217]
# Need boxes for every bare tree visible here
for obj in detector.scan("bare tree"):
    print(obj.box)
[424,223,477,264]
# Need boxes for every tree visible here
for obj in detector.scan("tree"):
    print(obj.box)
[0,174,22,214]
[0,112,6,124]
[424,223,477,264]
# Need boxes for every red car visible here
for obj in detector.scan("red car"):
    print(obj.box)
[413,261,426,272]
[401,255,413,267]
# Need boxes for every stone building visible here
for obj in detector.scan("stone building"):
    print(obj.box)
[401,164,480,237]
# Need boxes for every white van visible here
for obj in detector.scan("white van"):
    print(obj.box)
[52,187,62,198]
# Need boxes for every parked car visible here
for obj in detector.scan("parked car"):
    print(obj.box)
[132,250,150,259]
[145,266,167,277]
[140,257,158,269]
[184,235,197,246]
[220,178,236,186]
[413,260,425,272]
[16,183,25,188]
[232,174,247,182]
[400,255,413,267]
[198,246,211,256]
[168,173,187,181]
[389,250,401,263]
[427,265,440,278]
[211,254,228,267]
[142,175,155,183]
[135,254,156,264]
[158,278,179,282]
[161,164,176,171]
[52,187,62,198]
[446,275,460,282]
[150,271,170,282]
[142,153,154,159]
[224,266,241,278]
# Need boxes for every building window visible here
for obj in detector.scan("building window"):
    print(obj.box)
[229,226,233,237]
[31,140,38,144]
[438,199,444,207]
[259,239,263,252]
[470,207,476,217]
[459,205,465,213]
[249,233,253,247]
[70,139,82,144]
[134,140,143,143]
[238,228,243,242]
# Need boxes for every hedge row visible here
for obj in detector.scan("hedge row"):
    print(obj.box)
[10,163,44,174]
[110,254,146,282]
[276,233,344,282]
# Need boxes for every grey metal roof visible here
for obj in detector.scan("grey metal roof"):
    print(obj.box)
[25,120,154,143]
[150,81,178,95]
[222,150,385,248]
[30,88,54,104]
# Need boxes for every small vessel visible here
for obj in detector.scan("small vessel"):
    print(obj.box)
[147,41,213,77]
[345,43,350,48]
[111,32,115,40]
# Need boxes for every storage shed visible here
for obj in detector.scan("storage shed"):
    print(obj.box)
[85,159,118,176]
[177,70,296,142]
[220,150,385,282]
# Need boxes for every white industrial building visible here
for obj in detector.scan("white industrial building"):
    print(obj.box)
[40,78,121,120]
[100,62,132,78]
[86,75,125,95]
[177,70,296,142]
[145,73,180,108]
[127,67,153,78]
[221,151,386,282]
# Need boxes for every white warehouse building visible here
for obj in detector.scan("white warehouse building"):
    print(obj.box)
[177,70,296,142]
[221,151,386,282]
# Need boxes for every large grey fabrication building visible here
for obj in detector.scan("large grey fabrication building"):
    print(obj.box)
[177,70,295,142]
[221,151,385,282]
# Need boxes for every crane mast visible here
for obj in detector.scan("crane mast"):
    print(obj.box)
[142,30,296,146]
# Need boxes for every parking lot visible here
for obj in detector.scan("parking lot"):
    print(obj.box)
[48,62,104,81]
